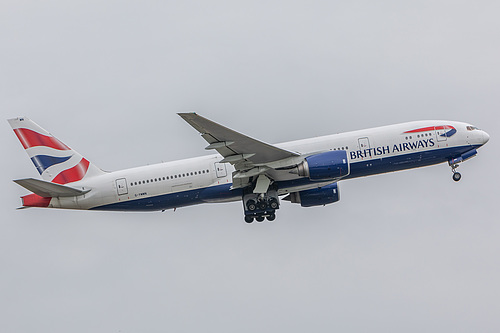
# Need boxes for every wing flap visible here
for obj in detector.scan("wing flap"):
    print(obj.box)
[14,178,90,198]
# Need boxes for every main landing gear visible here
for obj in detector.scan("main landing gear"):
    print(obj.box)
[244,213,276,223]
[242,189,279,223]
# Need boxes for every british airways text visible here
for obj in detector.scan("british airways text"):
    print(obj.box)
[350,139,435,160]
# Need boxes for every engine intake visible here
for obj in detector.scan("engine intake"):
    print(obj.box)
[296,150,349,180]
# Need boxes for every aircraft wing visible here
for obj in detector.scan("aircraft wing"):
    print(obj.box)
[179,113,302,191]
[178,113,299,165]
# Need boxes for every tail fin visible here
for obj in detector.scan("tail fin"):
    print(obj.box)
[8,117,105,184]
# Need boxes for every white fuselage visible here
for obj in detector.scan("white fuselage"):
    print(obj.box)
[48,120,488,211]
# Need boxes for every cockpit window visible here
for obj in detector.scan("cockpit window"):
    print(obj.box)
[466,126,480,131]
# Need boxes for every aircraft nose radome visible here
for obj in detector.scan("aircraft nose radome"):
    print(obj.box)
[483,131,490,144]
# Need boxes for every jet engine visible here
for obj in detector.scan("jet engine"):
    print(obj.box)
[296,151,349,180]
[283,183,340,207]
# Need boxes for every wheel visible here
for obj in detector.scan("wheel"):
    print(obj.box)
[452,172,462,182]
[269,199,279,210]
[244,216,254,223]
[266,214,276,222]
[246,200,256,211]
[256,216,265,222]
[257,200,267,210]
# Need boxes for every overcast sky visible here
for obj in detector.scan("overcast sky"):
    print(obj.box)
[1,1,499,332]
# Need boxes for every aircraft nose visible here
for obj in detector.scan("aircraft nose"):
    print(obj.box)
[482,131,490,144]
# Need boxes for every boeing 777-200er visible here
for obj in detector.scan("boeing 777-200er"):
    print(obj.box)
[9,114,489,222]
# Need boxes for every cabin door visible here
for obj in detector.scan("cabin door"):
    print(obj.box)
[116,178,128,195]
[358,137,371,150]
[435,127,448,142]
[215,162,227,178]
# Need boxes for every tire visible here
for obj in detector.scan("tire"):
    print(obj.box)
[266,214,276,222]
[247,200,257,211]
[244,216,254,223]
[256,216,265,222]
[269,199,279,210]
[453,172,462,182]
[258,200,267,210]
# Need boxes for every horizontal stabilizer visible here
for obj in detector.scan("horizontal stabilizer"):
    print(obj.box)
[13,178,90,198]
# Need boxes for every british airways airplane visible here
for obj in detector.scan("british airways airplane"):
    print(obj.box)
[9,113,489,222]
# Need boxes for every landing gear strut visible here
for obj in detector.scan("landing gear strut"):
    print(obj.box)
[449,161,462,182]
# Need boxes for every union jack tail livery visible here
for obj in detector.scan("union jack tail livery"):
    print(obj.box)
[8,117,104,184]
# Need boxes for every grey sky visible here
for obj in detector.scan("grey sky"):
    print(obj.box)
[1,1,499,332]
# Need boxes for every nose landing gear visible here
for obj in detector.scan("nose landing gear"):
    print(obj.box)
[449,161,462,182]
[448,149,478,182]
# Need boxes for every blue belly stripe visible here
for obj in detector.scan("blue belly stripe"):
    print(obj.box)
[90,145,479,212]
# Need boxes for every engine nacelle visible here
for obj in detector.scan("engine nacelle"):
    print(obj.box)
[296,150,349,180]
[286,183,340,207]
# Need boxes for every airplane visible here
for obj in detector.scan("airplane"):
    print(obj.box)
[9,113,490,223]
